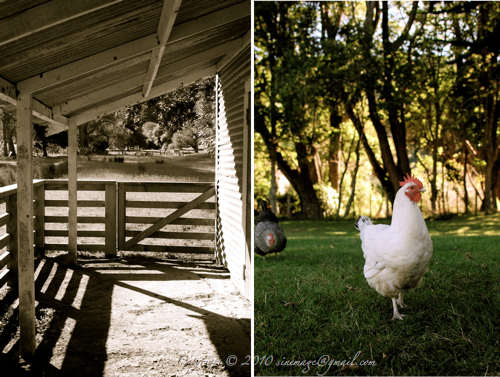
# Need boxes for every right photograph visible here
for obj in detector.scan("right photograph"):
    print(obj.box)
[253,1,500,376]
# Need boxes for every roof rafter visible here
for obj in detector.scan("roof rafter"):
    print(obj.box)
[0,0,123,47]
[0,76,69,127]
[216,30,251,71]
[142,0,183,98]
[55,38,243,115]
[17,0,250,94]
[74,65,216,125]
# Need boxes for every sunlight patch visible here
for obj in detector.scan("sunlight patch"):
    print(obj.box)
[55,269,74,301]
[41,263,58,294]
[72,274,89,310]
[50,317,77,370]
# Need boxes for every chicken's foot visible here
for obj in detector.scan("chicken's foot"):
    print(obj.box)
[391,297,405,320]
[396,292,406,308]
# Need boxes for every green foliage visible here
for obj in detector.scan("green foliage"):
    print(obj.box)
[255,1,500,217]
[313,182,340,217]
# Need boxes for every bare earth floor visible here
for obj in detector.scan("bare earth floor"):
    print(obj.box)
[0,255,251,376]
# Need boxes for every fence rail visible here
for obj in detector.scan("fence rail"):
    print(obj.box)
[117,181,216,254]
[0,179,216,291]
[42,180,116,256]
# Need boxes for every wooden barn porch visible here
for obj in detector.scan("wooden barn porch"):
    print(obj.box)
[0,0,251,358]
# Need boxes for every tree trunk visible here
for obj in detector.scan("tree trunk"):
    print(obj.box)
[6,129,15,156]
[328,109,341,191]
[463,145,469,213]
[0,117,6,157]
[308,147,322,185]
[482,90,499,214]
[292,142,323,219]
[1,111,16,156]
[343,138,361,217]
[496,162,500,204]
[346,102,395,202]
[336,133,356,219]
[255,118,323,220]
[269,151,278,214]
[430,141,438,215]
[79,124,87,153]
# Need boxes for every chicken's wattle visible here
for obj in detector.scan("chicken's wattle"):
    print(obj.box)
[409,191,421,202]
[267,233,275,247]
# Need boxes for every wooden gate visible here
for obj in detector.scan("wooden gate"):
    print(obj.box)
[117,182,216,254]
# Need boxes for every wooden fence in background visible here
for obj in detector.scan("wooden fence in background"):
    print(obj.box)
[0,179,216,291]
[117,181,216,254]
[43,180,117,255]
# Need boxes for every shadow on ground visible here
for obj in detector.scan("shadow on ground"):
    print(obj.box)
[0,255,250,376]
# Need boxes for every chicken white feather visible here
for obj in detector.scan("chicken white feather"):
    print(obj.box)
[355,174,433,320]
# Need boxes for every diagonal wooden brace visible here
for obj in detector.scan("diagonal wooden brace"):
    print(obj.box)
[123,186,215,250]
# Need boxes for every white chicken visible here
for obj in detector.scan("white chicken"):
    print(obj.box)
[355,174,433,320]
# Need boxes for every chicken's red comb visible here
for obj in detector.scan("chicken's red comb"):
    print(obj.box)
[399,173,423,188]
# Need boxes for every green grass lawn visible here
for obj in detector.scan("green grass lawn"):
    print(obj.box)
[254,214,500,376]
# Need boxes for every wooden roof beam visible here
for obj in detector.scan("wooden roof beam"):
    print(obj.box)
[142,0,183,98]
[0,0,123,47]
[0,76,69,128]
[0,76,17,99]
[217,30,251,71]
[56,38,243,115]
[74,65,216,125]
[17,0,250,94]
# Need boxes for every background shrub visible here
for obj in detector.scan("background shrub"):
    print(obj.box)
[0,160,69,188]
[34,160,68,179]
[0,163,16,187]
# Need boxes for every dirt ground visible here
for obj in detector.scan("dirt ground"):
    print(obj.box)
[0,255,251,376]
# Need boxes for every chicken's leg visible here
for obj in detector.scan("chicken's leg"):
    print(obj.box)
[396,292,406,308]
[391,297,405,320]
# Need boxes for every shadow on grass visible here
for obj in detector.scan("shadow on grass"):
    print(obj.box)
[0,256,250,376]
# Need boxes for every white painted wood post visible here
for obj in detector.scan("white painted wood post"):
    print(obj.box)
[117,183,125,251]
[105,181,117,258]
[242,78,252,299]
[34,182,45,257]
[68,117,78,266]
[16,92,36,357]
[6,193,18,288]
[214,74,221,263]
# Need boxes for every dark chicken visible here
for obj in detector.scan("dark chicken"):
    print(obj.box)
[254,200,287,260]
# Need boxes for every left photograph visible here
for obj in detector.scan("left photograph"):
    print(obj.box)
[0,1,251,376]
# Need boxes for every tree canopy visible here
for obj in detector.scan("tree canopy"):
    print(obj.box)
[0,76,216,159]
[255,1,500,218]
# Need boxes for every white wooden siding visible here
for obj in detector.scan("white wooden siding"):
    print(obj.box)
[215,44,251,298]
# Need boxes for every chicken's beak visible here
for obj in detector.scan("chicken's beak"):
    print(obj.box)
[419,188,426,193]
